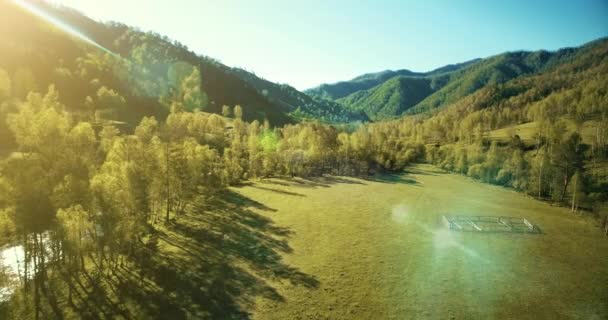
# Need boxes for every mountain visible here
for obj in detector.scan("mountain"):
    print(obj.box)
[305,59,479,101]
[336,76,435,120]
[308,42,604,120]
[231,68,368,123]
[0,0,364,137]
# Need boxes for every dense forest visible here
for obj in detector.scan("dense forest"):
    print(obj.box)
[0,0,607,319]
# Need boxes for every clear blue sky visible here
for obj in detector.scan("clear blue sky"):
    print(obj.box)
[55,0,607,90]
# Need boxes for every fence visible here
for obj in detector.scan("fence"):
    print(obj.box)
[442,215,539,234]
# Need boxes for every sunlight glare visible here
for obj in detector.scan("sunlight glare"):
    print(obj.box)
[416,222,482,259]
[391,204,410,224]
[13,0,117,56]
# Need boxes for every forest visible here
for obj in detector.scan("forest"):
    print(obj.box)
[0,0,607,319]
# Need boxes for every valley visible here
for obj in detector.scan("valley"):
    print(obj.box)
[0,1,606,319]
[238,165,608,319]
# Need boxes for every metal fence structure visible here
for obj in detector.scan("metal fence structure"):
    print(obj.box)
[442,215,539,234]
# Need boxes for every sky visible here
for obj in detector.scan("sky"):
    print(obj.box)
[54,0,608,90]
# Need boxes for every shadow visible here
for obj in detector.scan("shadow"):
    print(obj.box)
[257,175,365,190]
[221,191,278,212]
[362,173,421,185]
[533,225,544,235]
[44,190,317,320]
[250,185,306,197]
[311,176,365,186]
[403,166,440,176]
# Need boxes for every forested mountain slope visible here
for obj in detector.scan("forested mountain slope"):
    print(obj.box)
[0,0,366,154]
[305,59,478,101]
[0,1,301,127]
[308,40,606,120]
[0,1,607,319]
[336,76,435,120]
[378,37,608,208]
[231,68,368,123]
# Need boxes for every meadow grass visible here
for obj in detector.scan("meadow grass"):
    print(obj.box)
[233,164,608,320]
[487,120,599,144]
[18,164,605,319]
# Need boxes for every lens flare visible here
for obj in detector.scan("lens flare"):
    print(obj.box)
[416,222,483,259]
[12,0,117,56]
[391,204,409,224]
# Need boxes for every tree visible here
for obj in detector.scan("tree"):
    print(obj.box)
[529,146,550,198]
[455,145,468,175]
[56,205,93,270]
[134,116,159,144]
[551,132,586,202]
[234,105,243,120]
[569,170,586,213]
[482,142,502,183]
[164,64,208,112]
[497,149,528,190]
[7,86,69,152]
[221,105,232,118]
[181,68,207,111]
[96,86,126,112]
[99,125,120,154]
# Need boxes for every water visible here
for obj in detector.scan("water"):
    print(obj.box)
[0,244,24,301]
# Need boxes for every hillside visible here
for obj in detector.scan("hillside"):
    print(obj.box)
[308,41,605,120]
[1,1,607,319]
[374,36,608,208]
[0,0,367,153]
[231,68,368,123]
[336,76,434,120]
[305,59,478,101]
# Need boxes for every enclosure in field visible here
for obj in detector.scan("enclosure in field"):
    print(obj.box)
[236,164,608,320]
[442,215,539,233]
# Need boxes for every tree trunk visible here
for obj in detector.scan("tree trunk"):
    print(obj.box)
[165,142,171,223]
[560,167,570,202]
[538,159,543,199]
[34,233,40,320]
[23,234,29,292]
[571,173,577,212]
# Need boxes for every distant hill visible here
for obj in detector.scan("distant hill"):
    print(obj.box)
[336,76,434,120]
[305,59,479,101]
[231,68,368,123]
[307,41,605,120]
[394,36,608,141]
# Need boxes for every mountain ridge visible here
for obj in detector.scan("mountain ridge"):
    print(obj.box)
[307,39,607,120]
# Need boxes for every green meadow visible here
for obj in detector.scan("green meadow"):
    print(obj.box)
[225,164,608,319]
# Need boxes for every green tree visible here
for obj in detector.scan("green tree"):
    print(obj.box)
[551,132,586,202]
[234,105,243,120]
[222,105,232,117]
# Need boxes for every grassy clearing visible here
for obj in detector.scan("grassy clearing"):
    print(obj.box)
[487,120,599,144]
[232,164,608,320]
[9,164,604,319]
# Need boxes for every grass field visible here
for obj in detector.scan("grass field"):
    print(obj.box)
[487,120,599,144]
[7,164,603,319]
[227,164,608,320]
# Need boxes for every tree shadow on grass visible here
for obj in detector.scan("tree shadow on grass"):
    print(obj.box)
[403,166,440,176]
[95,190,319,320]
[249,185,307,197]
[362,173,420,185]
[138,191,319,319]
[257,175,366,189]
